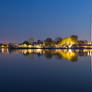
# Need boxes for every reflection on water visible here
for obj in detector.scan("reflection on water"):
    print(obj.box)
[1,48,92,92]
[0,48,9,54]
[1,48,92,72]
[0,48,92,61]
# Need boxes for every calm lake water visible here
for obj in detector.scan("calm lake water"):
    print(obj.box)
[0,49,92,92]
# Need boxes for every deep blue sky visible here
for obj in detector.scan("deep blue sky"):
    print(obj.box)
[0,0,92,42]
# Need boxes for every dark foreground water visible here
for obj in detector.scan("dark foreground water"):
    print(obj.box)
[0,49,92,92]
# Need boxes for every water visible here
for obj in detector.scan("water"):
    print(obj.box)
[0,49,92,92]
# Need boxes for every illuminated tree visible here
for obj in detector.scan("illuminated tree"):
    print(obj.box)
[70,35,78,42]
[58,35,78,47]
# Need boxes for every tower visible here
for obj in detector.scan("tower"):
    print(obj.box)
[90,17,92,72]
[91,18,92,42]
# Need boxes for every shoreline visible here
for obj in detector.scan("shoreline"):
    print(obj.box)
[1,47,92,50]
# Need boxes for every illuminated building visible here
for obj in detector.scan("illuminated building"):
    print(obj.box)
[91,18,92,42]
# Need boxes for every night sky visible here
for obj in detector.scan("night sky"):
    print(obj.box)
[0,0,92,42]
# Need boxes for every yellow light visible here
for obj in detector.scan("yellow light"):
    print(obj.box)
[1,45,4,48]
[28,45,32,48]
[23,44,27,47]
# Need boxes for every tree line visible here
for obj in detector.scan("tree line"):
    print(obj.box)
[22,35,88,47]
